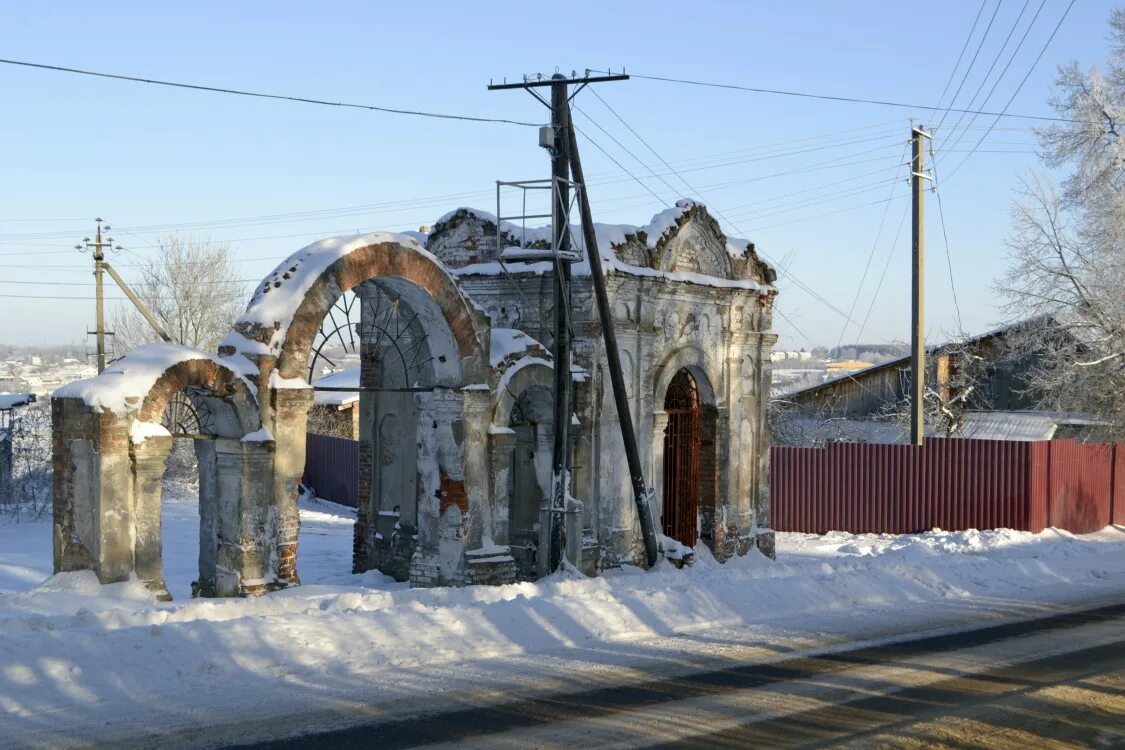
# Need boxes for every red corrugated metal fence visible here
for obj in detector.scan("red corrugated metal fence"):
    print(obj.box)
[303,433,359,507]
[771,438,1123,535]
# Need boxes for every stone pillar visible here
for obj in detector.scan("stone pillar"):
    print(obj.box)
[488,428,516,546]
[650,411,669,535]
[195,439,219,595]
[270,387,311,588]
[213,438,247,597]
[460,387,492,551]
[131,434,173,599]
[215,438,277,596]
[95,413,135,584]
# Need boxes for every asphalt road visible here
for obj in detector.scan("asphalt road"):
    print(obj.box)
[233,602,1125,749]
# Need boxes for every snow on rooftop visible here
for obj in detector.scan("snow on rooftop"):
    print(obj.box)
[312,367,360,407]
[489,328,549,369]
[441,201,768,292]
[0,393,35,410]
[52,343,230,414]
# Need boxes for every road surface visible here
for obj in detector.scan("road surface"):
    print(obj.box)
[229,602,1125,749]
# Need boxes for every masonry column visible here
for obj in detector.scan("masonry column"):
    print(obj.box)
[270,386,312,587]
[96,413,135,583]
[131,432,174,599]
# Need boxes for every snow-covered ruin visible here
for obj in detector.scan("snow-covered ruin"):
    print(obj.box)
[51,200,778,596]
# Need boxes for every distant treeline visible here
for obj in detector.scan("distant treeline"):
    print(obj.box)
[811,344,910,362]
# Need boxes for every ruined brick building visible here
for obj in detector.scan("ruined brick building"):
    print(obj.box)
[52,200,778,596]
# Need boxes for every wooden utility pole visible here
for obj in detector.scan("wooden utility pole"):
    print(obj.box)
[910,126,932,446]
[487,70,661,571]
[566,115,659,568]
[547,74,573,571]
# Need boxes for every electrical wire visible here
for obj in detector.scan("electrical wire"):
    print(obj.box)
[0,58,541,127]
[934,0,990,112]
[577,91,893,339]
[834,141,912,351]
[586,67,1092,124]
[929,141,964,330]
[939,0,1049,156]
[933,0,1006,135]
[853,204,911,346]
[944,0,1077,180]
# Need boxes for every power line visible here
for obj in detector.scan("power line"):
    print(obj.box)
[939,0,1049,155]
[933,0,1005,135]
[945,0,1077,180]
[0,57,541,127]
[853,204,911,346]
[578,90,892,339]
[934,0,990,112]
[929,144,964,331]
[834,141,911,350]
[0,133,906,244]
[593,68,1092,124]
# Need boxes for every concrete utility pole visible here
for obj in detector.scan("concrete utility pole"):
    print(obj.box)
[910,126,932,446]
[487,70,661,571]
[76,218,117,373]
[76,219,172,373]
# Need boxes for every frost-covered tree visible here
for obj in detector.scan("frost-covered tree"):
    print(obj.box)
[1,402,52,520]
[997,10,1125,439]
[112,234,246,352]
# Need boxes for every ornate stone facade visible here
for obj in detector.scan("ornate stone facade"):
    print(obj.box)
[50,202,776,597]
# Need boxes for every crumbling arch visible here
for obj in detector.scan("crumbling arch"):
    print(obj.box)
[492,361,554,580]
[224,236,494,587]
[231,238,489,386]
[52,345,265,599]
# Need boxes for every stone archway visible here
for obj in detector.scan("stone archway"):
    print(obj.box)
[651,349,722,553]
[506,384,553,579]
[221,234,493,588]
[52,345,262,598]
[662,368,703,547]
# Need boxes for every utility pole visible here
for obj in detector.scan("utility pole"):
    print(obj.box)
[76,218,117,373]
[76,219,172,373]
[487,70,661,571]
[910,126,932,446]
[566,116,659,568]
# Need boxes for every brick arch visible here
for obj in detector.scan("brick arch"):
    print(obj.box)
[269,240,488,382]
[138,358,259,437]
[653,346,719,407]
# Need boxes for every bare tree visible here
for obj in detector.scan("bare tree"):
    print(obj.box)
[876,339,994,439]
[997,11,1125,440]
[1,402,52,520]
[112,233,246,352]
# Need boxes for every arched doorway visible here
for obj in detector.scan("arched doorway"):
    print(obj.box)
[662,368,702,547]
[507,385,552,579]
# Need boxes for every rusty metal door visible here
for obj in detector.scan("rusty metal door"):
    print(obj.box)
[663,369,701,547]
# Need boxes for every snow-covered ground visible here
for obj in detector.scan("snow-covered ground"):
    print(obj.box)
[1,483,1123,748]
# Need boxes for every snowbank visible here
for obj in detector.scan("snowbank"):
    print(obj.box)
[1,499,1122,746]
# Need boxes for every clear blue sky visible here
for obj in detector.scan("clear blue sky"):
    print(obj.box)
[0,1,1116,350]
